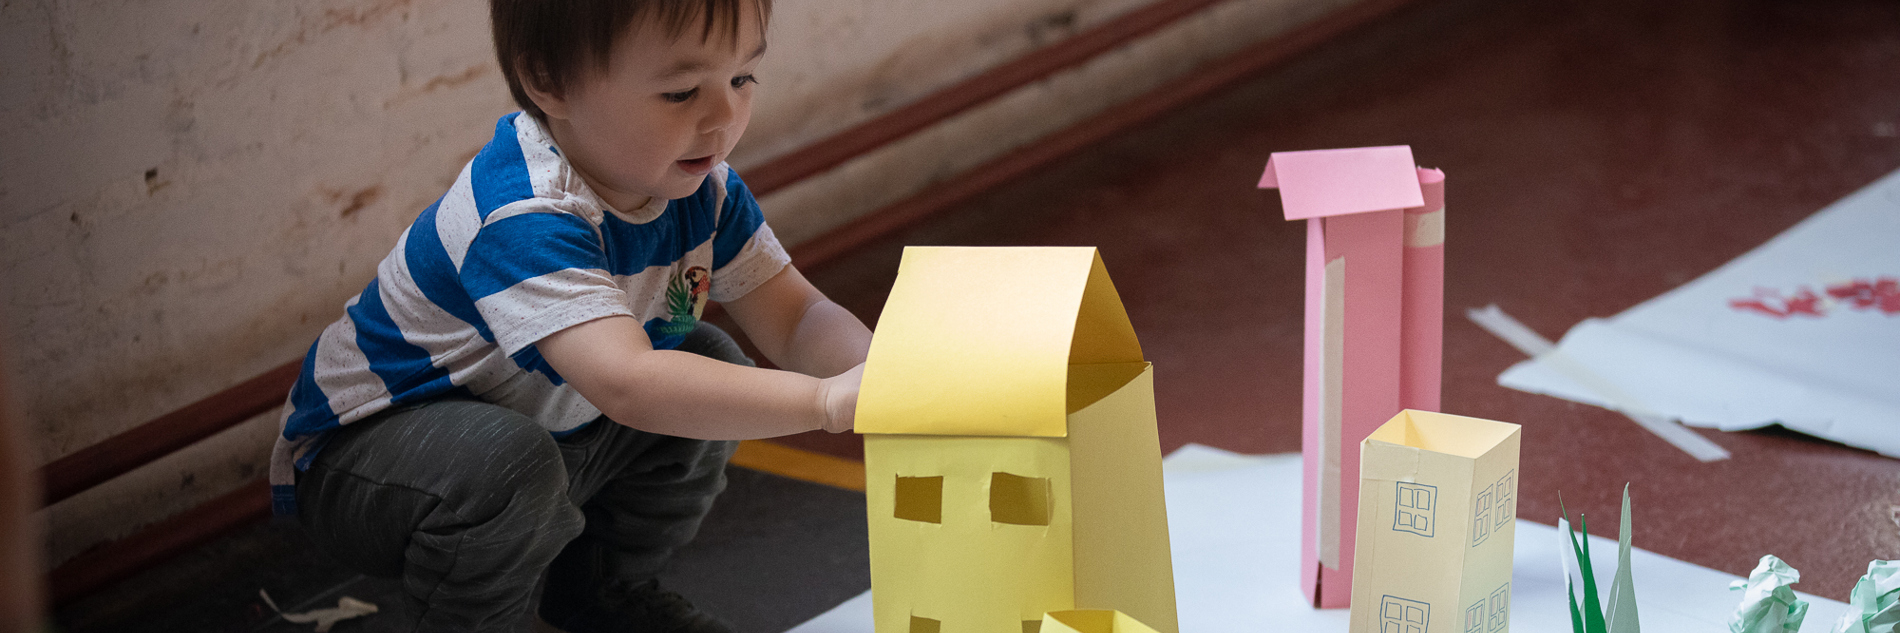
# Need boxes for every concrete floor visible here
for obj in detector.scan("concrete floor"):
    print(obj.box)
[56,466,869,633]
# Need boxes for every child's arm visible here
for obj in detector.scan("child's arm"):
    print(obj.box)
[537,316,856,440]
[719,265,871,379]
[536,265,870,440]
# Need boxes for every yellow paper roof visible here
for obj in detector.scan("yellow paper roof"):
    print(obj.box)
[855,247,1144,437]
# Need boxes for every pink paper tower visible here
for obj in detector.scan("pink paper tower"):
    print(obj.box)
[1258,146,1445,609]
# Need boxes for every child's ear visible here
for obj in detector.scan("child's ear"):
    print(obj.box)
[518,63,572,120]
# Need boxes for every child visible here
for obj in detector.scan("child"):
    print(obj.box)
[268,0,871,630]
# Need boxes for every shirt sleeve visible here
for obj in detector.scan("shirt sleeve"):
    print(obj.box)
[707,167,792,303]
[461,203,634,357]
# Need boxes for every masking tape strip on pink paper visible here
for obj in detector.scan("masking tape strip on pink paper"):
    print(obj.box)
[1317,255,1346,570]
[1403,207,1444,248]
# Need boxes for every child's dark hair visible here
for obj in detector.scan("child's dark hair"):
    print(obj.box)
[491,0,772,119]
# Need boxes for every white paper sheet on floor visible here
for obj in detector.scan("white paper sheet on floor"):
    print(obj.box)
[784,445,1849,633]
[1495,168,1900,457]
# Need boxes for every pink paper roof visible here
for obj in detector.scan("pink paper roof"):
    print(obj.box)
[1259,146,1425,220]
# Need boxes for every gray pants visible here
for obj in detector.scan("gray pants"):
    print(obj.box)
[296,322,748,631]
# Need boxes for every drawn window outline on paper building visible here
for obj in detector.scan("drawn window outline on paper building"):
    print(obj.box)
[1472,470,1517,546]
[1380,595,1430,633]
[1487,583,1510,632]
[1464,600,1484,633]
[1494,470,1515,530]
[1472,485,1493,546]
[1393,482,1437,537]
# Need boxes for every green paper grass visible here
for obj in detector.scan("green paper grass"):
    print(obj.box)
[1559,485,1639,633]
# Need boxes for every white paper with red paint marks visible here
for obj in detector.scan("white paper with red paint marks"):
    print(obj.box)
[1497,168,1900,458]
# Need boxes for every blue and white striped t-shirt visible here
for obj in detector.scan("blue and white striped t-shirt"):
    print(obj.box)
[269,112,790,515]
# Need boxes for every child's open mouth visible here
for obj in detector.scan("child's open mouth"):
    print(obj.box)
[676,156,715,175]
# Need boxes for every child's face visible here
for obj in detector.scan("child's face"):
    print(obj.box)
[536,4,766,210]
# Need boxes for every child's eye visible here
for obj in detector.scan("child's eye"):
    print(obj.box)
[662,88,697,103]
[730,74,758,89]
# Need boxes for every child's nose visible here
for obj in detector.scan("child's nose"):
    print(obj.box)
[698,89,740,134]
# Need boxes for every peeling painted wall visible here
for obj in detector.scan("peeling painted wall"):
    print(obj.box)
[2,0,519,567]
[753,0,1358,247]
[0,0,1339,567]
[738,0,1141,164]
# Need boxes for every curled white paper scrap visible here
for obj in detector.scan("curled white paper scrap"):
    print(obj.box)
[1466,304,1732,462]
[259,589,379,632]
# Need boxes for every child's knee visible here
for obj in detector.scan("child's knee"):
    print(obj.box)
[454,414,574,515]
[349,399,578,529]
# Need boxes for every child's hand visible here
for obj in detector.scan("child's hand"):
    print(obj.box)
[816,362,865,433]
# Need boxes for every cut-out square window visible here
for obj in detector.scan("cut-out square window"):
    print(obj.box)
[990,472,1051,526]
[910,616,941,633]
[894,476,943,524]
[1022,619,1043,633]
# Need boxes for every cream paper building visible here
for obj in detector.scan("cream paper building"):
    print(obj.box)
[856,246,1178,633]
[1350,410,1522,633]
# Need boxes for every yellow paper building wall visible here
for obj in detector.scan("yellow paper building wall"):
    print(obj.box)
[856,247,1179,633]
[1039,610,1164,633]
[1349,410,1521,633]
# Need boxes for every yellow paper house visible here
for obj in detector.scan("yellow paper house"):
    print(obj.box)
[1039,610,1164,633]
[856,246,1179,633]
[1349,410,1521,633]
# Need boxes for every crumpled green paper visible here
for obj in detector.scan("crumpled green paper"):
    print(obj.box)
[1728,555,1810,633]
[1833,560,1899,633]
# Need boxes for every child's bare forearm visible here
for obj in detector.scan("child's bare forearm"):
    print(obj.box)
[778,299,871,378]
[724,266,871,378]
[538,314,859,439]
[593,349,849,440]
